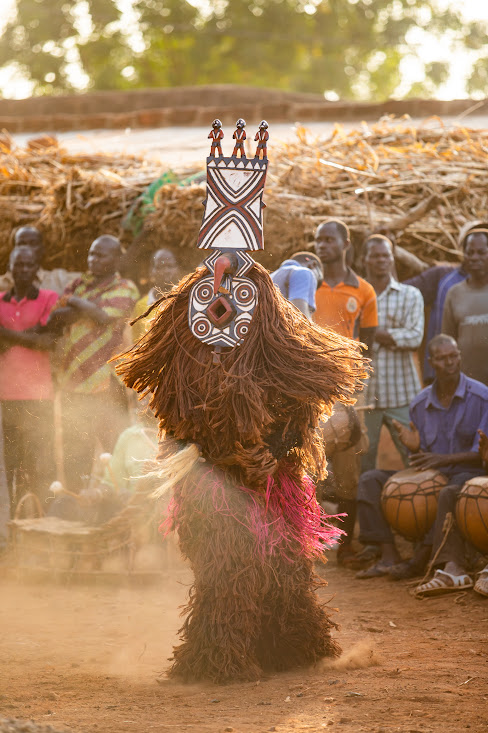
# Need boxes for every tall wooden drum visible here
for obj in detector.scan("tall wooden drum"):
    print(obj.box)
[456,476,488,554]
[320,403,361,458]
[381,469,447,541]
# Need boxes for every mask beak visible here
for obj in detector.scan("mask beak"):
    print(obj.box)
[213,253,237,294]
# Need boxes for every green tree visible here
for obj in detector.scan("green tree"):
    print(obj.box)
[0,0,128,93]
[0,0,479,100]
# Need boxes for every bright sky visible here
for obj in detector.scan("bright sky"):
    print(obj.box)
[1,0,488,100]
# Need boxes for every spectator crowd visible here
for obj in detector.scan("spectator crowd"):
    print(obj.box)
[1,217,488,600]
[271,217,488,599]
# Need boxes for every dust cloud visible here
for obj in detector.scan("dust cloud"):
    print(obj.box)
[0,546,193,690]
[324,639,383,670]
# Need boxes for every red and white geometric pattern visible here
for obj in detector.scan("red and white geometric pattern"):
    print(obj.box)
[197,156,268,252]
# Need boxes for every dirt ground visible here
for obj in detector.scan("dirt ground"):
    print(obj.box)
[1,542,487,733]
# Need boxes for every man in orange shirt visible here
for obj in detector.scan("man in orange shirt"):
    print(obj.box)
[314,219,377,349]
[314,218,378,564]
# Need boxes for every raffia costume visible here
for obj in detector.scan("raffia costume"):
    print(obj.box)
[117,122,366,683]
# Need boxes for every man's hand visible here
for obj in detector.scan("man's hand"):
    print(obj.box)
[392,419,420,452]
[479,429,488,466]
[66,296,110,325]
[375,329,397,347]
[408,452,447,470]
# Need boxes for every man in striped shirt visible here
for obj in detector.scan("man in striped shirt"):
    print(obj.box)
[49,235,139,492]
[362,235,424,472]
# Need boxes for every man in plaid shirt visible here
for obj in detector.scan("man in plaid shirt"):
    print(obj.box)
[362,235,424,471]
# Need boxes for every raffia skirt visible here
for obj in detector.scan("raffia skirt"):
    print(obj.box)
[166,460,341,683]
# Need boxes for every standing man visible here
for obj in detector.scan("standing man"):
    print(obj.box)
[442,228,488,386]
[49,235,139,493]
[0,245,58,512]
[271,251,323,320]
[362,235,424,471]
[132,248,180,341]
[405,221,486,383]
[314,219,377,351]
[313,218,378,562]
[0,226,80,295]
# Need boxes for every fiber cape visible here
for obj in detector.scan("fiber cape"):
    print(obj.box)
[117,262,367,683]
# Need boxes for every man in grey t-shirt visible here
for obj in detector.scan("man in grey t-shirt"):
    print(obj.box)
[442,229,488,385]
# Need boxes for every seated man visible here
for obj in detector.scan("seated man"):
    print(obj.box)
[270,251,323,320]
[415,430,488,597]
[49,401,158,525]
[0,226,80,295]
[356,334,488,580]
[99,403,158,498]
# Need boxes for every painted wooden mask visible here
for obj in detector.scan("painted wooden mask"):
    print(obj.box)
[188,120,269,360]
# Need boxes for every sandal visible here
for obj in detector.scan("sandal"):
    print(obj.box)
[356,562,393,579]
[474,570,488,598]
[415,569,473,597]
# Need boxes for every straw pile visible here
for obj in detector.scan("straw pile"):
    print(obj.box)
[0,133,163,272]
[261,116,488,269]
[1,118,487,276]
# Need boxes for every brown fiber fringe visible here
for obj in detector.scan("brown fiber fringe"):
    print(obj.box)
[117,263,367,490]
[116,264,367,682]
[168,461,341,684]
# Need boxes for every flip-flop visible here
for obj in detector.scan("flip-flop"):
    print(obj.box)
[415,569,473,597]
[474,570,488,597]
[356,562,392,579]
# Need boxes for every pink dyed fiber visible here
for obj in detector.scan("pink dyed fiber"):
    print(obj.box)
[164,465,344,561]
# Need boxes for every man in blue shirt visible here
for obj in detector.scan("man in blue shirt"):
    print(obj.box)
[271,251,323,320]
[355,334,488,581]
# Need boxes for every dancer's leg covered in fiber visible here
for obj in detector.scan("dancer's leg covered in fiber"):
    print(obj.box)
[167,463,341,683]
[257,557,340,673]
[169,500,265,683]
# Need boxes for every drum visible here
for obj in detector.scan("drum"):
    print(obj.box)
[320,403,361,457]
[456,476,488,554]
[381,468,447,541]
